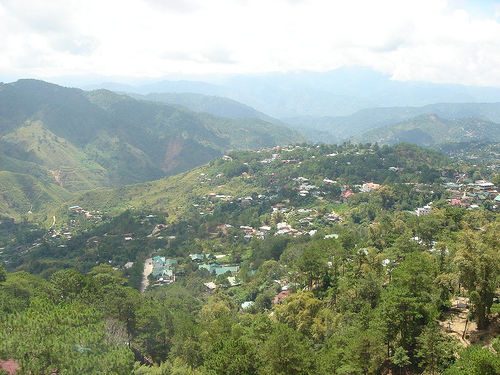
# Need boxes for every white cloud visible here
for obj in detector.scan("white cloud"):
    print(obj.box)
[1,0,500,86]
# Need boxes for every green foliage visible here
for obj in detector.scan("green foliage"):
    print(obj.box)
[260,324,316,375]
[443,346,500,375]
[0,299,134,374]
[0,262,5,283]
[455,226,500,329]
[0,79,303,219]
[354,114,500,147]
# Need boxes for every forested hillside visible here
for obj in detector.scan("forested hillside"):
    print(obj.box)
[131,92,278,123]
[0,80,303,219]
[285,102,500,144]
[353,114,500,147]
[1,143,500,374]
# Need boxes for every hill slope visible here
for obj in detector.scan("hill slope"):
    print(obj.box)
[352,114,500,146]
[285,102,500,144]
[0,80,303,192]
[131,92,279,123]
[0,171,72,219]
[86,67,500,117]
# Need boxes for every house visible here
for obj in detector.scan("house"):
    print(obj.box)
[474,180,495,190]
[124,262,134,269]
[277,222,291,231]
[227,276,242,286]
[360,182,381,192]
[0,359,19,375]
[204,281,217,291]
[153,256,166,265]
[272,204,287,213]
[199,263,239,276]
[241,301,255,310]
[416,205,431,216]
[341,190,354,200]
[273,290,291,304]
[189,253,209,262]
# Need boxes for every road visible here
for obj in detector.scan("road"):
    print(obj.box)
[140,258,153,293]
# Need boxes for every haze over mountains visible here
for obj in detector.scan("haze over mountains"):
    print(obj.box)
[352,114,500,147]
[285,102,500,144]
[85,67,500,118]
[4,70,500,219]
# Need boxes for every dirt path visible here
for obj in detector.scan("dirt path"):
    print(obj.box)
[140,258,153,293]
[440,297,500,347]
[52,215,56,227]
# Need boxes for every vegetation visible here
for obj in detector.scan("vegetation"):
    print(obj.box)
[353,114,500,147]
[1,142,499,374]
[0,79,303,218]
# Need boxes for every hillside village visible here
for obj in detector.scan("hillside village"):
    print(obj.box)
[5,143,498,311]
[1,142,500,374]
[2,144,498,288]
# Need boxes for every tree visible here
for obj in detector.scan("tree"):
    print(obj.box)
[133,299,173,362]
[391,346,410,375]
[377,252,436,357]
[416,323,456,375]
[296,244,327,290]
[274,292,326,342]
[0,262,6,283]
[49,268,86,302]
[443,346,500,375]
[0,299,134,374]
[203,337,259,375]
[455,228,500,329]
[260,323,315,375]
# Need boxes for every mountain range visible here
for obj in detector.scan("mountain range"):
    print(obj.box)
[84,67,500,118]
[285,102,500,144]
[4,76,500,220]
[0,79,303,218]
[352,114,500,147]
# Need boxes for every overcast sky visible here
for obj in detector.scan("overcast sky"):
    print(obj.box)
[1,0,500,86]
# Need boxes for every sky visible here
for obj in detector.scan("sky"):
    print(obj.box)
[1,0,500,86]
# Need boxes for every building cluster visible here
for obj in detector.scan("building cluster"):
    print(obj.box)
[444,179,499,209]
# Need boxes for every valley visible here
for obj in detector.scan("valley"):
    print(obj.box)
[1,81,500,375]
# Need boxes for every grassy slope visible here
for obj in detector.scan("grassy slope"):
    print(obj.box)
[1,121,110,190]
[50,165,261,225]
[43,142,451,228]
[0,171,72,219]
[1,80,304,188]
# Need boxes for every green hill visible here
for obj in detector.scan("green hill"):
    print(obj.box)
[45,142,450,226]
[0,171,72,219]
[352,114,500,147]
[0,79,303,192]
[131,92,279,123]
[284,102,500,144]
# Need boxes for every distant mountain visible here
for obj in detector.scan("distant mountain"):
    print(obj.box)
[87,80,222,96]
[85,67,500,117]
[352,114,500,147]
[0,79,303,217]
[285,102,500,143]
[130,92,279,123]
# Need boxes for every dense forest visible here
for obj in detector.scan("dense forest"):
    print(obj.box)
[1,143,500,374]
